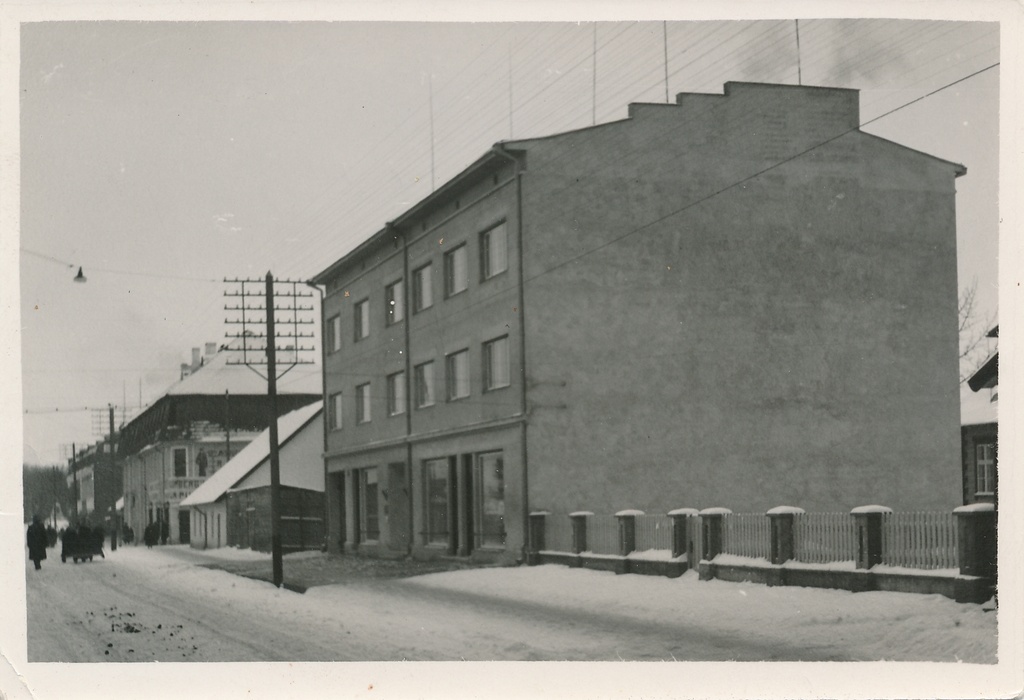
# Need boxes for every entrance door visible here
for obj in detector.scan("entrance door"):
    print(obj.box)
[387,463,411,554]
[458,455,474,556]
[178,509,190,545]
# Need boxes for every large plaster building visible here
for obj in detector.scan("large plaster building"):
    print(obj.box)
[313,82,965,565]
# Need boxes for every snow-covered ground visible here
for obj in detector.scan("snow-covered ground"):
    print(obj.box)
[5,544,1016,700]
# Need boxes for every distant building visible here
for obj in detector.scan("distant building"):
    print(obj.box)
[119,344,320,544]
[180,401,325,552]
[67,436,122,528]
[313,81,966,565]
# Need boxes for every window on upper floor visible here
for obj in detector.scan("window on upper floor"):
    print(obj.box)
[386,279,404,325]
[976,442,996,494]
[480,222,508,280]
[444,244,468,298]
[413,263,433,313]
[173,447,187,478]
[354,299,369,341]
[326,314,342,354]
[446,349,470,401]
[414,361,435,408]
[356,382,371,424]
[483,335,510,391]
[387,371,406,416]
[329,391,343,431]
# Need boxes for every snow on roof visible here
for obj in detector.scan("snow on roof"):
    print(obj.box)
[165,344,321,397]
[961,385,998,426]
[180,401,322,507]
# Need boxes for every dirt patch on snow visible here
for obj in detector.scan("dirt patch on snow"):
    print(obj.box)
[199,553,499,591]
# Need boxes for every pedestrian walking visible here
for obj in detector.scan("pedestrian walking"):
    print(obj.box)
[27,515,48,570]
[144,522,158,548]
[60,525,77,563]
[160,519,169,545]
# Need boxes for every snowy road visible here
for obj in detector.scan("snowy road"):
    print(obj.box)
[24,545,996,663]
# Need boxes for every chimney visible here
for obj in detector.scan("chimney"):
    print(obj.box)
[180,363,191,379]
[192,347,201,368]
[205,342,218,357]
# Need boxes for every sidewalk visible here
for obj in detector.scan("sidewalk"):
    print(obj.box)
[148,544,496,592]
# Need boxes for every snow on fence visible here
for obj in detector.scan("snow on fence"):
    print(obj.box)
[634,514,673,552]
[544,514,573,553]
[793,512,857,564]
[723,513,770,559]
[881,511,959,570]
[585,514,620,555]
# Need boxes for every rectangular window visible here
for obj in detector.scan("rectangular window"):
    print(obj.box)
[387,371,406,416]
[476,452,505,548]
[446,349,470,401]
[414,361,435,408]
[328,391,343,431]
[173,448,187,478]
[326,314,342,353]
[356,382,371,424]
[481,222,508,280]
[483,336,510,391]
[385,279,404,324]
[354,299,369,341]
[413,263,433,313]
[360,468,380,543]
[976,443,996,494]
[424,458,449,546]
[444,244,468,297]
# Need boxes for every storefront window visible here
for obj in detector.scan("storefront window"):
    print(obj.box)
[477,452,505,547]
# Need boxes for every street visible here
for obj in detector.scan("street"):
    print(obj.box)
[24,545,861,663]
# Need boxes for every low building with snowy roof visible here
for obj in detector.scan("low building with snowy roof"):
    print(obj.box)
[118,343,320,546]
[180,401,324,552]
[962,325,998,508]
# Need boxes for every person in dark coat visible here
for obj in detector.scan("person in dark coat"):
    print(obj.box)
[60,525,77,563]
[46,524,57,548]
[92,525,106,558]
[160,519,169,545]
[27,515,48,570]
[143,522,158,548]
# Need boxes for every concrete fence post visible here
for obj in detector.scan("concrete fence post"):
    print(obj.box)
[569,511,592,555]
[851,505,890,569]
[767,506,804,565]
[668,508,699,559]
[698,508,731,561]
[527,511,549,565]
[954,503,997,578]
[615,510,643,556]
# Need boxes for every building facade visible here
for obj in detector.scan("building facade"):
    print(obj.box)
[313,81,965,565]
[181,402,325,553]
[119,346,320,544]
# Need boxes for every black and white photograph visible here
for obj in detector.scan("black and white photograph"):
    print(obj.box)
[2,2,1020,699]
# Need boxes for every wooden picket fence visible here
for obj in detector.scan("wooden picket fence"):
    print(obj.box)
[881,511,959,570]
[585,514,620,555]
[793,512,857,564]
[635,514,673,551]
[544,513,574,552]
[723,512,771,559]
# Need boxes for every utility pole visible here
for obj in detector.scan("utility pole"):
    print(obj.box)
[109,404,118,551]
[224,273,315,588]
[71,443,78,522]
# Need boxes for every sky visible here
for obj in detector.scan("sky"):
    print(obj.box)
[11,14,1003,466]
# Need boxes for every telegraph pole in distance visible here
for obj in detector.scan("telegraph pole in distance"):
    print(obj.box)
[224,272,315,588]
